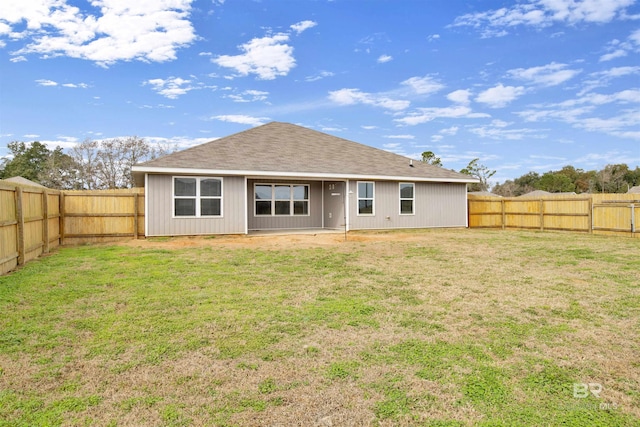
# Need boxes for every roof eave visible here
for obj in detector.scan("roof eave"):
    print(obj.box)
[131,166,479,184]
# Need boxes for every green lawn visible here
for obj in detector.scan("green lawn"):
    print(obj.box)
[0,229,639,426]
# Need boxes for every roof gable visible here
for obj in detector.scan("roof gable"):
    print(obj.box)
[135,122,476,183]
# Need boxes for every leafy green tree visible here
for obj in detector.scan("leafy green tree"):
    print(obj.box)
[421,151,442,167]
[596,164,629,193]
[513,172,541,195]
[535,171,576,193]
[492,180,518,197]
[39,147,82,189]
[0,141,51,182]
[623,166,640,188]
[460,158,496,192]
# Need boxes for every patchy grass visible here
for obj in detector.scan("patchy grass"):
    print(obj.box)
[0,229,639,426]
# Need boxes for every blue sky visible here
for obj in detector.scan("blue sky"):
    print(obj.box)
[1,0,639,185]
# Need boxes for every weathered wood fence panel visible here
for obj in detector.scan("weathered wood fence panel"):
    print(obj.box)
[469,194,639,238]
[61,188,145,245]
[0,184,19,275]
[0,182,61,275]
[591,194,640,238]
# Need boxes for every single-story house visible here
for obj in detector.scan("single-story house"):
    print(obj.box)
[132,122,478,236]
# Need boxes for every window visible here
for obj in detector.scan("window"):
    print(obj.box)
[358,182,374,215]
[255,184,309,216]
[400,183,414,215]
[174,177,222,217]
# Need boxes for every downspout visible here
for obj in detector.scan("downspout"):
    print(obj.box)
[344,180,350,234]
[244,177,249,234]
[144,173,149,237]
[321,180,325,229]
[465,183,469,228]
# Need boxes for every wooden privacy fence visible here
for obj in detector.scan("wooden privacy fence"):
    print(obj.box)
[0,182,61,275]
[60,189,144,246]
[1,186,144,275]
[468,194,640,238]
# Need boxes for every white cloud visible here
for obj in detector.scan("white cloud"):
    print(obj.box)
[507,62,581,86]
[599,29,640,62]
[600,49,628,62]
[439,126,459,136]
[384,134,415,140]
[377,54,393,63]
[447,89,472,105]
[2,0,196,66]
[62,82,89,88]
[290,20,317,34]
[213,33,295,80]
[361,125,378,130]
[36,79,89,88]
[10,55,27,62]
[468,120,543,140]
[401,75,445,95]
[321,126,344,132]
[36,79,58,86]
[305,70,335,82]
[328,88,410,111]
[383,142,402,149]
[394,106,490,126]
[145,77,196,99]
[211,115,269,126]
[559,89,640,107]
[427,34,440,42]
[451,0,635,36]
[476,84,526,108]
[579,66,640,94]
[225,89,269,103]
[515,89,640,139]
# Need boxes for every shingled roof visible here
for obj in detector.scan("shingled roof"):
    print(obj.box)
[133,122,477,184]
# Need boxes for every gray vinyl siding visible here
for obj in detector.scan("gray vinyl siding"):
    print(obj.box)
[146,174,246,236]
[348,180,468,230]
[248,179,322,230]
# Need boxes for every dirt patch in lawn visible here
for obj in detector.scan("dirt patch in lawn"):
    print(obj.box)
[119,229,434,250]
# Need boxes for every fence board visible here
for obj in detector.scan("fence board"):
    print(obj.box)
[0,187,18,275]
[61,188,144,245]
[468,194,639,238]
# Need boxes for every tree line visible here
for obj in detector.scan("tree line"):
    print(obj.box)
[0,138,171,190]
[492,164,640,196]
[421,151,639,195]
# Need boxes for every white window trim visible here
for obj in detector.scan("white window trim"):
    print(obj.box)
[357,181,375,216]
[399,182,415,216]
[254,183,310,217]
[172,176,223,218]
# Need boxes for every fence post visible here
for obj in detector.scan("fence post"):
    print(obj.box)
[133,193,139,239]
[43,191,50,253]
[501,199,506,230]
[15,187,25,266]
[59,192,65,245]
[588,197,593,234]
[631,204,635,234]
[539,199,544,231]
